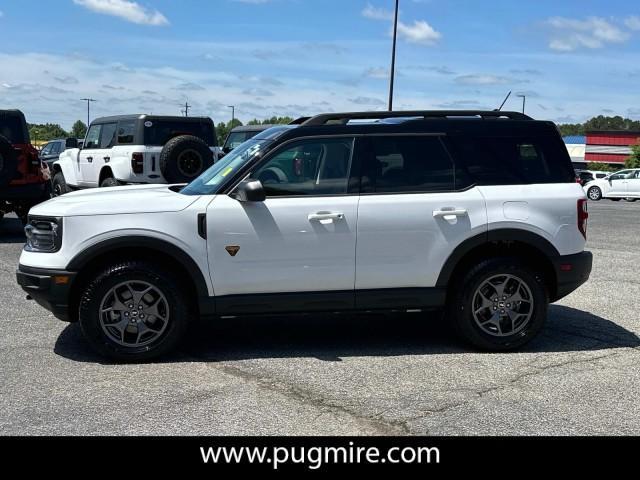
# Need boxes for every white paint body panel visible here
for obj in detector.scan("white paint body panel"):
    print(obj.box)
[206,195,358,296]
[355,188,487,289]
[479,183,587,256]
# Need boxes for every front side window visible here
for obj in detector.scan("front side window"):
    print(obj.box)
[362,136,454,193]
[99,123,117,149]
[252,138,354,197]
[50,142,62,154]
[41,143,54,155]
[84,124,102,149]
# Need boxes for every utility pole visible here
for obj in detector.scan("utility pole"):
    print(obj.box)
[80,98,96,126]
[181,101,191,117]
[388,0,400,111]
[228,105,235,125]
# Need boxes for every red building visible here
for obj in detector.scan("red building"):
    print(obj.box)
[585,130,640,166]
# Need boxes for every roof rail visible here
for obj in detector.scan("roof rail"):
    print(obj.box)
[289,116,311,125]
[302,110,532,126]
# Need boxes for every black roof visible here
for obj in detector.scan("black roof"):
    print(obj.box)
[265,110,557,144]
[91,114,213,124]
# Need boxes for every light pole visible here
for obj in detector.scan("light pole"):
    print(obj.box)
[517,94,526,114]
[388,0,400,111]
[228,105,235,125]
[80,98,96,126]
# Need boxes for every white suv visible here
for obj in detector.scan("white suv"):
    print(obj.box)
[17,110,593,361]
[584,168,640,202]
[51,115,221,194]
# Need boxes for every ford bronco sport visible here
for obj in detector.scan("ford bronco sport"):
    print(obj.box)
[0,109,51,225]
[17,110,592,361]
[51,115,221,195]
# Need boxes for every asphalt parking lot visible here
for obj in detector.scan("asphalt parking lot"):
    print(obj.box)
[1,201,639,436]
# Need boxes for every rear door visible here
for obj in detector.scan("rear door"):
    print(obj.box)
[627,170,640,196]
[355,134,487,308]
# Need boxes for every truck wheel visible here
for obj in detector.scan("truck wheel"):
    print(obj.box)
[0,134,19,189]
[159,135,213,184]
[448,257,548,351]
[587,186,602,201]
[100,177,120,188]
[52,172,70,196]
[78,260,192,362]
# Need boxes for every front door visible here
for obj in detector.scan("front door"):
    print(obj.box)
[207,136,359,314]
[78,124,102,187]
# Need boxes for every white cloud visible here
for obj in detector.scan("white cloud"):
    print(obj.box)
[362,3,394,21]
[455,74,514,86]
[73,0,169,26]
[395,20,441,45]
[546,16,628,51]
[364,67,389,79]
[0,10,4,18]
[625,16,640,31]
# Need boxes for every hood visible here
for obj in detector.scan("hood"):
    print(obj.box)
[30,184,200,217]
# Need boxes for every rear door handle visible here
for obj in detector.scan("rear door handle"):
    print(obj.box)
[433,208,468,218]
[308,212,344,222]
[103,156,110,162]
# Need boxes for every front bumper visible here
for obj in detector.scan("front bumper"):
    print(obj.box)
[552,251,593,301]
[16,264,76,321]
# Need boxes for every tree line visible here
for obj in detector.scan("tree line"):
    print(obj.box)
[215,116,294,145]
[28,120,87,143]
[558,115,640,137]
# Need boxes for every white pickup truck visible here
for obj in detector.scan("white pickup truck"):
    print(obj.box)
[51,114,221,194]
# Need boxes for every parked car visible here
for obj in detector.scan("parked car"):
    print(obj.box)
[50,115,221,195]
[0,109,51,224]
[39,139,67,167]
[17,110,592,361]
[222,124,275,153]
[583,168,640,201]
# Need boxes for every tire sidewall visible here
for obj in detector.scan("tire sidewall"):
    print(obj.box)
[79,263,190,362]
[100,177,118,188]
[160,135,213,183]
[52,172,69,196]
[588,186,601,201]
[451,259,548,350]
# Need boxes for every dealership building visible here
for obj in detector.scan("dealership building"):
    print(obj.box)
[565,131,640,169]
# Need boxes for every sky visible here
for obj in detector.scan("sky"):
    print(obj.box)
[0,0,639,129]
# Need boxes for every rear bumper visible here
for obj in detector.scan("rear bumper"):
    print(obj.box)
[552,251,593,301]
[2,181,50,202]
[16,264,76,321]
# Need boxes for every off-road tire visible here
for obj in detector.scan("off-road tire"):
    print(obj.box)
[78,260,192,362]
[100,177,120,188]
[52,172,71,196]
[448,257,548,351]
[159,135,213,184]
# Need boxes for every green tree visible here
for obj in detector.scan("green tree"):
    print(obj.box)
[28,123,69,143]
[71,120,87,139]
[246,116,295,126]
[625,141,640,169]
[558,115,640,137]
[587,162,617,172]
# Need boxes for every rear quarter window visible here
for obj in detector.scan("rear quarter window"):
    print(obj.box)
[448,135,576,186]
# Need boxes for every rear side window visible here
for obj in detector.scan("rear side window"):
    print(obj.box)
[143,120,216,146]
[225,131,259,150]
[362,136,455,193]
[117,120,135,144]
[449,136,575,185]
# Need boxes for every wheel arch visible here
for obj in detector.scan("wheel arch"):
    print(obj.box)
[437,229,560,300]
[98,166,114,185]
[65,236,210,322]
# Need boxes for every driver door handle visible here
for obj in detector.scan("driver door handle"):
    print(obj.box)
[308,212,344,222]
[86,156,93,162]
[433,208,468,218]
[103,156,110,162]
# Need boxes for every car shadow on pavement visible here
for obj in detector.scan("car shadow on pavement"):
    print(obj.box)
[0,216,25,244]
[54,304,640,364]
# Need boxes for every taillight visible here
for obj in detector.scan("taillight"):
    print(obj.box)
[577,198,588,239]
[131,152,144,174]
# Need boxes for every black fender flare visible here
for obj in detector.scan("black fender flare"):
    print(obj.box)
[435,229,560,287]
[66,236,210,298]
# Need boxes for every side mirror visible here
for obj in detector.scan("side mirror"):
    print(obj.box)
[233,179,266,202]
[65,137,78,149]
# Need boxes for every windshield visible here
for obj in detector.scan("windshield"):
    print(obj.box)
[181,139,268,195]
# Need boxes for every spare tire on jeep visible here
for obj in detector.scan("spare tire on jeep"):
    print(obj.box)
[0,134,19,189]
[159,135,213,184]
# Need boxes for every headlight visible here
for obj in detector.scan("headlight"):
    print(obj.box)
[24,217,62,253]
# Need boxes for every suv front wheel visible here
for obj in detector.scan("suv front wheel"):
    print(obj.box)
[78,260,191,361]
[448,258,548,351]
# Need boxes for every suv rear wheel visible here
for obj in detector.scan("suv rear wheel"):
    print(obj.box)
[78,260,191,362]
[448,258,548,351]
